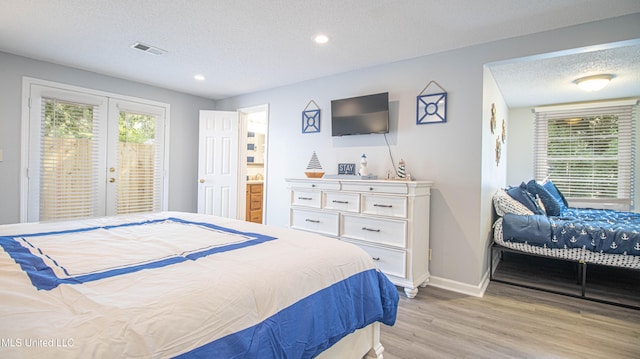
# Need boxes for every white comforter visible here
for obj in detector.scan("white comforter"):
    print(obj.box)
[0,212,397,358]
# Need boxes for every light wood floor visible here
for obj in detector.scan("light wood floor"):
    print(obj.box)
[380,282,640,359]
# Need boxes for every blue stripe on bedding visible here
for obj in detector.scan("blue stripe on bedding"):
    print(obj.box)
[174,269,399,359]
[0,218,277,291]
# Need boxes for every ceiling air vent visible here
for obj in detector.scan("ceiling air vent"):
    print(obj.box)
[131,42,166,56]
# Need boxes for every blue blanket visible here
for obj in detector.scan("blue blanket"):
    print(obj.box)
[502,208,640,255]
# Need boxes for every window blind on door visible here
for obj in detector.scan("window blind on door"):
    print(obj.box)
[534,101,636,206]
[40,98,100,220]
[116,110,163,214]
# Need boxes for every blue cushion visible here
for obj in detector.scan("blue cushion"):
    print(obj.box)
[502,213,552,246]
[506,183,545,215]
[542,180,568,213]
[527,180,561,216]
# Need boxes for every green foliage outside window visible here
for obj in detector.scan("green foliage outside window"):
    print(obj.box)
[119,112,155,144]
[546,115,619,198]
[43,100,93,139]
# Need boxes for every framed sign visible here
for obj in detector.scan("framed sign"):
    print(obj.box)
[338,163,356,175]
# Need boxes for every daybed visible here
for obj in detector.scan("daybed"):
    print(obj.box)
[491,180,640,308]
[0,211,398,358]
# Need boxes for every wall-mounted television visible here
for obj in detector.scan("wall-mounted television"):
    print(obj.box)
[331,92,389,136]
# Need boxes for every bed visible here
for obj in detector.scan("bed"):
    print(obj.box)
[0,211,398,358]
[491,180,640,308]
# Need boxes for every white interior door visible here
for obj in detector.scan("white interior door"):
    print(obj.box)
[197,110,239,217]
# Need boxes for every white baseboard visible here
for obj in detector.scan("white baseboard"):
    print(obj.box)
[428,270,490,297]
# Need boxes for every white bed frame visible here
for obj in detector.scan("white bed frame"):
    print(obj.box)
[317,322,384,359]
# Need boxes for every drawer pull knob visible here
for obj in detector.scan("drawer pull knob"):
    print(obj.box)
[298,197,313,200]
[372,257,381,261]
[311,184,316,188]
[373,204,393,208]
[362,227,381,232]
[332,200,349,204]
[305,219,320,223]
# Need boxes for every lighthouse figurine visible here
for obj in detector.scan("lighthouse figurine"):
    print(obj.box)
[358,154,368,177]
[397,159,406,179]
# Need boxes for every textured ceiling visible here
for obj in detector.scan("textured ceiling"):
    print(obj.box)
[489,40,640,107]
[0,0,639,104]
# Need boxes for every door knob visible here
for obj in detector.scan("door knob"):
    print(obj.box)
[199,179,205,183]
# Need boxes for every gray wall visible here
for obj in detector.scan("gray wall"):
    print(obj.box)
[215,14,640,291]
[0,51,215,224]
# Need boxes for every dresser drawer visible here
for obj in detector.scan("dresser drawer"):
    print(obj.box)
[249,194,262,210]
[341,214,407,248]
[291,190,321,208]
[291,209,339,237]
[288,180,340,191]
[249,183,263,194]
[323,191,360,213]
[344,239,406,278]
[341,182,408,194]
[361,194,407,218]
[249,210,262,223]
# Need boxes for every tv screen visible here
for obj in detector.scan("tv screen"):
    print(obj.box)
[331,92,389,136]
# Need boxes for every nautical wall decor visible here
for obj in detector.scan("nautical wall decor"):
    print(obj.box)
[302,100,321,133]
[495,137,502,166]
[490,103,497,134]
[417,80,447,124]
[305,151,324,178]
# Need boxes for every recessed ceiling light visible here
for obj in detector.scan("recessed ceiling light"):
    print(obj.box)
[194,74,205,81]
[574,74,614,92]
[313,34,329,44]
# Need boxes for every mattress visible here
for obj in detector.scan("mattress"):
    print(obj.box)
[0,211,398,358]
[494,217,640,269]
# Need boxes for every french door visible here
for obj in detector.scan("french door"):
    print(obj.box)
[23,80,168,222]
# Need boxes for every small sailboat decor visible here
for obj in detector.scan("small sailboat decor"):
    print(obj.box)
[305,151,325,178]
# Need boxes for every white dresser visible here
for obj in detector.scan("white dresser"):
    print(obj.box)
[286,178,432,298]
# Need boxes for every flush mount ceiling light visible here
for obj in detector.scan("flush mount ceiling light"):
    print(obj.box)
[194,74,205,81]
[574,74,614,92]
[313,34,329,44]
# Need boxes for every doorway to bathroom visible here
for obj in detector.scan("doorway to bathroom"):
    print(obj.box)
[239,104,268,224]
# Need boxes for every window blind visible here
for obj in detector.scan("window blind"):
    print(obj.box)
[116,111,163,214]
[40,98,100,220]
[534,101,636,206]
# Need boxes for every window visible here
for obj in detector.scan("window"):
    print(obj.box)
[22,78,169,222]
[39,98,103,220]
[534,100,637,209]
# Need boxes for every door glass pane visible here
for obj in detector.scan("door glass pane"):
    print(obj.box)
[40,99,99,220]
[117,111,159,214]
